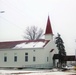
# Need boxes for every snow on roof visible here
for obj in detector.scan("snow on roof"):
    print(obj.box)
[13,42,46,49]
[0,39,50,49]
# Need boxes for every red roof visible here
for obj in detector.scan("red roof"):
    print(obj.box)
[45,16,53,35]
[0,39,50,49]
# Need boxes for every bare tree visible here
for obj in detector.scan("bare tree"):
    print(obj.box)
[23,26,43,40]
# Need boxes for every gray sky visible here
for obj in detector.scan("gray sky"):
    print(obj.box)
[0,0,76,55]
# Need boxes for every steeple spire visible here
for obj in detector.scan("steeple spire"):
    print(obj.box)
[45,16,53,35]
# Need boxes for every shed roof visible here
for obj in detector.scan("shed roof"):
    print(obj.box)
[53,54,76,61]
[63,56,76,61]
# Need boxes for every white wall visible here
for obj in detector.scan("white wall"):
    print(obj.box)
[45,34,53,40]
[44,38,58,67]
[0,47,52,68]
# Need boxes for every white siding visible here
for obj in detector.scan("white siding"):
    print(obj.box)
[0,48,52,68]
[45,34,53,40]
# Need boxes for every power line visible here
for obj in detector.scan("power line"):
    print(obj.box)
[1,0,27,18]
[0,15,24,31]
[0,0,27,31]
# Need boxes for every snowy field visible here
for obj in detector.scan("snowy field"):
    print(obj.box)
[0,69,76,75]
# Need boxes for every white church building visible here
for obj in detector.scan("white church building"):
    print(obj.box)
[0,16,58,69]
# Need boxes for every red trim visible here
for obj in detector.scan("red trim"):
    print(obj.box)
[50,49,54,52]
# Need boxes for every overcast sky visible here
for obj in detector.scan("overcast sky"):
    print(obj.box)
[0,0,76,55]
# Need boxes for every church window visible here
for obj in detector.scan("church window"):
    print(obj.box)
[47,57,49,62]
[25,53,28,62]
[25,56,28,62]
[4,56,7,62]
[33,56,36,62]
[25,53,28,55]
[14,56,17,62]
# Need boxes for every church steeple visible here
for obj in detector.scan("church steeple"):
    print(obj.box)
[45,16,53,40]
[45,16,53,35]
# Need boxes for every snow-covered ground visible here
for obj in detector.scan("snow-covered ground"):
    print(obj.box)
[0,69,76,75]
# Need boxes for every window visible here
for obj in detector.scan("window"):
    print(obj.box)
[14,56,17,62]
[33,56,36,62]
[25,56,28,62]
[25,53,28,55]
[47,57,48,62]
[25,53,28,62]
[4,56,7,62]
